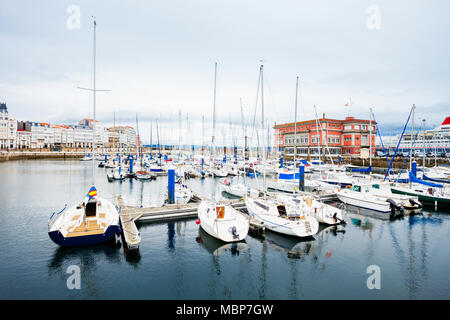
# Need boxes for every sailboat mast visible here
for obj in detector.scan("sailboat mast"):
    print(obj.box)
[92,20,96,185]
[211,62,217,164]
[260,65,266,191]
[293,76,299,163]
[369,107,373,170]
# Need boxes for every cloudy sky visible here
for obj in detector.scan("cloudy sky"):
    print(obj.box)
[1,0,449,145]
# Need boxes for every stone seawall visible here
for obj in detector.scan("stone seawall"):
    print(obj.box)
[0,152,84,162]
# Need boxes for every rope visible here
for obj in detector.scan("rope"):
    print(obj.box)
[383,107,413,182]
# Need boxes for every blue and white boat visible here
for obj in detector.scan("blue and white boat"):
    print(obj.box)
[48,187,121,247]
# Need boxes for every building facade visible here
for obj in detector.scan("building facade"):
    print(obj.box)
[274,115,376,158]
[0,103,17,150]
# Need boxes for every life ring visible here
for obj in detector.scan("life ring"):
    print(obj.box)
[345,185,352,189]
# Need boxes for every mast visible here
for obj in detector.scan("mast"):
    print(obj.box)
[422,118,426,172]
[260,64,266,192]
[92,20,96,184]
[410,104,415,171]
[201,114,205,155]
[369,107,373,171]
[293,76,299,164]
[178,109,181,160]
[211,62,217,166]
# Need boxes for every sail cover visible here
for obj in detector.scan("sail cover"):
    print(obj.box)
[409,171,443,188]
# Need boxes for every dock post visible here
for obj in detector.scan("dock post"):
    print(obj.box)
[201,157,204,170]
[280,156,283,168]
[299,165,305,192]
[168,167,175,204]
[129,156,134,174]
[411,161,417,177]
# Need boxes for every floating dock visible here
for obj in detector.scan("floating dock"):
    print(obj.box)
[116,193,250,253]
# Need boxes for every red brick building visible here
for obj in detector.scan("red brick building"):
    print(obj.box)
[274,115,376,157]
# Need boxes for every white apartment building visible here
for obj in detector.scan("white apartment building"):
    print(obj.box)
[0,103,17,150]
[16,130,31,149]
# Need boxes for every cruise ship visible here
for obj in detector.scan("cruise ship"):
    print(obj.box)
[383,117,450,156]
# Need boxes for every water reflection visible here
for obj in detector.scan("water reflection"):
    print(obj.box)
[196,228,249,257]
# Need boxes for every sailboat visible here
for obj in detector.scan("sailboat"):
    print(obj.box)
[197,62,250,242]
[48,20,120,247]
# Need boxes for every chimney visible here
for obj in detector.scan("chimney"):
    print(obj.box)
[323,113,325,119]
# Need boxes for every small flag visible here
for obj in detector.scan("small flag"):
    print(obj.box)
[345,103,349,107]
[87,186,97,199]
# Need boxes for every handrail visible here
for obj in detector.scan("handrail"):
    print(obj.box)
[48,204,67,230]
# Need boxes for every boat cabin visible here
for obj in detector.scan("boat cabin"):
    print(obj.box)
[85,198,97,217]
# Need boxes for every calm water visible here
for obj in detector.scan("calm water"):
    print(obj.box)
[0,159,449,300]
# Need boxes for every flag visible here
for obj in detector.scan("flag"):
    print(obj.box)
[87,186,97,199]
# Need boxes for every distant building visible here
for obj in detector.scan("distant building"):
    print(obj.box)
[274,115,376,158]
[0,103,17,150]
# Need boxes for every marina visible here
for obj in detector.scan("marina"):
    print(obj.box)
[1,158,450,300]
[2,1,450,305]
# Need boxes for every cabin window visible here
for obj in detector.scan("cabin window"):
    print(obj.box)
[372,184,380,189]
[352,186,361,192]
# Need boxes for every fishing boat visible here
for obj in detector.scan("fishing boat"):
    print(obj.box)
[197,201,249,242]
[48,20,120,247]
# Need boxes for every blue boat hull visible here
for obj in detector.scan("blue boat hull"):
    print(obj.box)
[48,225,120,247]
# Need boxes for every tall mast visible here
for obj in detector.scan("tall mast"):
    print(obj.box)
[211,62,217,165]
[293,76,299,163]
[410,104,415,170]
[369,107,373,170]
[92,20,96,184]
[202,114,205,155]
[178,109,181,158]
[260,65,266,191]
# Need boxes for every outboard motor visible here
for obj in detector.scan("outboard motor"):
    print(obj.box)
[386,198,404,219]
[231,226,239,239]
[409,198,423,208]
[333,212,346,225]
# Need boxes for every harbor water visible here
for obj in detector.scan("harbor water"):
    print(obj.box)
[0,159,449,299]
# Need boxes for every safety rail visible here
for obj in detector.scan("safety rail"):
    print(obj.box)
[48,205,67,230]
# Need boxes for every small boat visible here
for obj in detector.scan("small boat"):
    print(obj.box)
[212,167,228,177]
[80,154,93,161]
[165,183,193,204]
[245,196,319,238]
[219,178,259,198]
[334,183,405,218]
[48,187,120,247]
[197,201,249,242]
[277,194,345,225]
[368,181,423,214]
[135,170,155,180]
[107,167,126,182]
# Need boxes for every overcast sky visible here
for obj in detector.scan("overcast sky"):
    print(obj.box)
[1,0,449,145]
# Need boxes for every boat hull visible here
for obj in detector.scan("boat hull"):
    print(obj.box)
[48,225,120,247]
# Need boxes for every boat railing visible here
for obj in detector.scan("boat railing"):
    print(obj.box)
[48,204,67,230]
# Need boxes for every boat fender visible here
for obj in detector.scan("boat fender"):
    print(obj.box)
[195,219,200,225]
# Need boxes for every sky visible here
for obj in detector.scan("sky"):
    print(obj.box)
[1,0,449,145]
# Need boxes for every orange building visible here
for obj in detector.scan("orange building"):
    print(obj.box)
[274,115,376,157]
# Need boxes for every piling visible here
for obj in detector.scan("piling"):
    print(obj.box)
[299,165,305,192]
[168,167,175,204]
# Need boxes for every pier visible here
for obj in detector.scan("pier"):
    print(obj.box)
[116,193,250,253]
